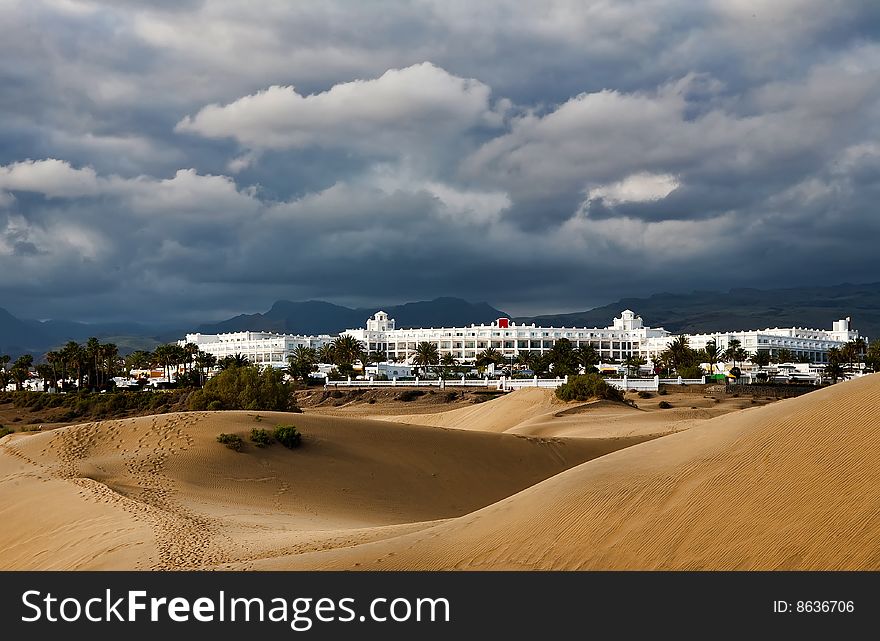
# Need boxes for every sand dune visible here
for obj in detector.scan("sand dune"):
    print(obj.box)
[4,376,878,570]
[377,387,566,433]
[0,410,649,570]
[272,374,880,570]
[377,387,741,439]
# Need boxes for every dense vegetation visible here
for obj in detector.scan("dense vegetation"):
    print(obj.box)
[188,365,298,412]
[555,373,624,402]
[0,389,190,421]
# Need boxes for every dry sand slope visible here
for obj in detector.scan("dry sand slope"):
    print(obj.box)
[0,411,651,570]
[377,388,567,433]
[272,374,880,570]
[376,386,733,439]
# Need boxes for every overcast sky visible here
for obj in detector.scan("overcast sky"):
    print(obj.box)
[1,0,879,323]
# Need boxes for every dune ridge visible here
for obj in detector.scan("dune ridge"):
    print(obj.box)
[3,375,878,570]
[0,410,648,570]
[272,374,880,570]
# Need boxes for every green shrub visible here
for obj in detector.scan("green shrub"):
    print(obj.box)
[0,426,13,438]
[658,400,672,409]
[188,365,297,412]
[676,366,704,380]
[396,390,425,402]
[250,428,272,447]
[217,433,244,451]
[657,388,668,396]
[637,391,653,399]
[273,425,302,449]
[555,374,624,402]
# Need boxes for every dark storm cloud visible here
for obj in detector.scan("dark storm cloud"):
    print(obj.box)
[1,0,880,324]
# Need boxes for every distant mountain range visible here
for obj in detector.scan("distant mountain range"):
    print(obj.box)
[195,297,509,335]
[0,297,508,357]
[2,283,878,359]
[515,282,880,338]
[0,307,166,357]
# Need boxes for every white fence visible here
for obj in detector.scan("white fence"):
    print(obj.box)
[326,376,496,389]
[327,375,708,391]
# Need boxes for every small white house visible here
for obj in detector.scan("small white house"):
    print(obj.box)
[364,363,415,379]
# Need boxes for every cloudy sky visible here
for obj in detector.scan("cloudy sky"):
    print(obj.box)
[1,0,879,323]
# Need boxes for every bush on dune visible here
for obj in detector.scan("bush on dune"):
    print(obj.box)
[555,373,624,402]
[250,427,272,447]
[216,433,244,451]
[273,425,302,449]
[188,365,299,412]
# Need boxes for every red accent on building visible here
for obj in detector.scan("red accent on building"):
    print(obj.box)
[498,318,510,328]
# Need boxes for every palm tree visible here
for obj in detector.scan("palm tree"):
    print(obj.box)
[101,343,119,386]
[866,341,880,373]
[843,337,867,372]
[183,342,200,374]
[666,335,698,371]
[218,353,250,370]
[412,341,440,376]
[85,337,101,390]
[774,347,793,364]
[330,335,366,375]
[287,345,318,381]
[825,348,845,384]
[171,344,188,379]
[622,355,647,377]
[152,343,183,382]
[194,351,217,385]
[61,341,85,390]
[317,343,336,365]
[703,340,721,375]
[750,350,771,380]
[11,354,33,390]
[547,338,580,376]
[45,350,61,389]
[574,345,600,372]
[723,339,742,368]
[440,353,458,378]
[125,350,153,376]
[475,347,504,374]
[35,363,55,390]
[652,350,672,377]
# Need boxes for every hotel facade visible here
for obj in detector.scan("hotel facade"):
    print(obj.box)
[179,311,862,369]
[180,331,334,367]
[342,310,861,366]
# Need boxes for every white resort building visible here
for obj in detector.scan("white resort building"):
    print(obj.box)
[642,318,860,364]
[180,331,334,367]
[177,312,863,372]
[342,310,862,366]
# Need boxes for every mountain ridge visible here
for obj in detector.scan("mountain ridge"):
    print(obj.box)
[2,282,879,358]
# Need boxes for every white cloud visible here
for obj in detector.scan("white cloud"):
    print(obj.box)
[0,159,100,198]
[176,62,505,153]
[466,68,880,208]
[588,172,679,205]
